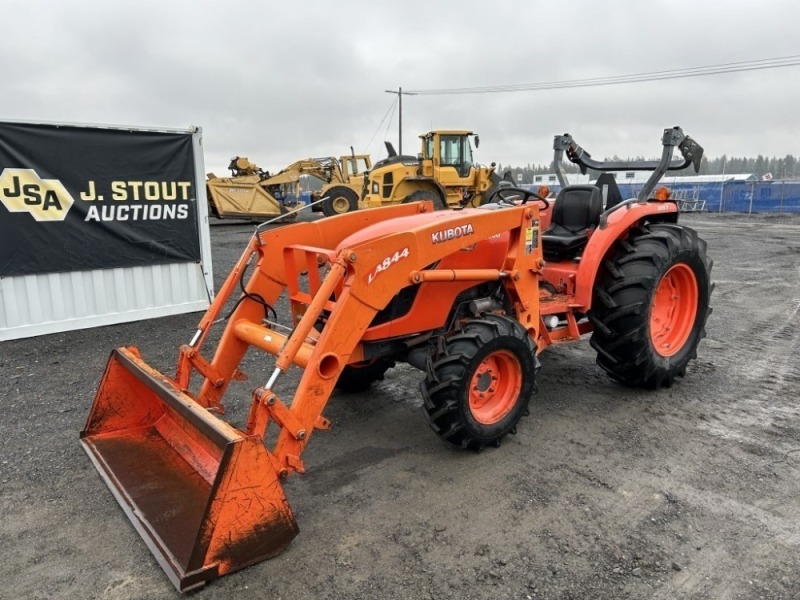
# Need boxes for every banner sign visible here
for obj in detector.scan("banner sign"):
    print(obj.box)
[0,122,201,277]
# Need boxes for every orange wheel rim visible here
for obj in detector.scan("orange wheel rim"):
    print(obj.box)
[468,350,523,425]
[650,263,699,357]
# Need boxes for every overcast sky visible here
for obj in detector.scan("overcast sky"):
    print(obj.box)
[3,0,798,175]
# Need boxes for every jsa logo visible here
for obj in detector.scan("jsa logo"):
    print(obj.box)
[367,247,410,284]
[0,168,74,221]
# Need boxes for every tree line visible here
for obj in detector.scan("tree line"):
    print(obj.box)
[500,154,800,183]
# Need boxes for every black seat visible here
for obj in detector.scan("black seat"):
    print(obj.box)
[541,185,603,261]
[595,172,624,210]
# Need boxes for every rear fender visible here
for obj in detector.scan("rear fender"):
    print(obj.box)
[574,201,679,308]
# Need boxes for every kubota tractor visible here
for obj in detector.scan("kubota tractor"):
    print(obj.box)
[81,126,711,591]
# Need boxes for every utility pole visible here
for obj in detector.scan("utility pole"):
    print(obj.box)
[384,87,415,155]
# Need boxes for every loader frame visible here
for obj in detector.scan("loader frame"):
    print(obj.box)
[176,201,543,473]
[82,200,545,590]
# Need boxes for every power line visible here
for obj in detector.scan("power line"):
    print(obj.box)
[383,96,399,142]
[405,55,800,95]
[362,95,399,154]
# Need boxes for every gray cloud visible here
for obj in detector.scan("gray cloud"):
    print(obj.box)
[3,0,798,175]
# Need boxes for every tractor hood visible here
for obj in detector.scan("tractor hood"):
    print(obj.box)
[337,207,491,251]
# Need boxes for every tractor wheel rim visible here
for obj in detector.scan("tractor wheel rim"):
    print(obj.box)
[650,263,699,357]
[468,350,523,425]
[332,196,350,213]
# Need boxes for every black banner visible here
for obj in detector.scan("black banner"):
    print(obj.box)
[0,122,201,277]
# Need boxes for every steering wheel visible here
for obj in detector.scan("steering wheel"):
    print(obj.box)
[488,186,550,211]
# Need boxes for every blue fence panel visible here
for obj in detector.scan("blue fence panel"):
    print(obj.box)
[523,179,800,213]
[767,182,800,213]
[719,182,800,213]
[722,182,750,212]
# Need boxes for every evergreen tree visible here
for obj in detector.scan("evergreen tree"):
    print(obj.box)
[502,153,799,179]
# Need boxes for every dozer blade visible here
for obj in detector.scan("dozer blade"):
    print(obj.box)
[80,347,298,592]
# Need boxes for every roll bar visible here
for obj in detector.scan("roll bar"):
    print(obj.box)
[552,126,704,202]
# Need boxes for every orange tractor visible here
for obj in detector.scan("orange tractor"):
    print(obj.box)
[81,126,711,591]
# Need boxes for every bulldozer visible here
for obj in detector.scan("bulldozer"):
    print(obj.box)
[361,129,507,210]
[81,126,711,591]
[206,152,371,221]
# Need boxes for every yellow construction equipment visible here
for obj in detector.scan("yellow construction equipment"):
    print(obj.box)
[206,153,371,221]
[313,153,371,216]
[362,130,505,210]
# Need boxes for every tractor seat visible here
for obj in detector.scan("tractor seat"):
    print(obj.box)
[595,172,624,211]
[541,185,603,261]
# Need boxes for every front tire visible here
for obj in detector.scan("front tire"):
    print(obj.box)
[589,223,713,388]
[421,315,538,450]
[322,186,359,217]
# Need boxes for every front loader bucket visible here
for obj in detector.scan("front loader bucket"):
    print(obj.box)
[80,347,298,592]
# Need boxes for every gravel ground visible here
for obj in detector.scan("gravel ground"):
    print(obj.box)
[2,211,799,600]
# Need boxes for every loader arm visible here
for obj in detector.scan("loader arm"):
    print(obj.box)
[261,157,346,187]
[82,203,434,591]
[185,202,433,409]
[244,203,544,473]
[81,200,542,591]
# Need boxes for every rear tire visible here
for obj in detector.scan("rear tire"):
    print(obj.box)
[421,315,538,450]
[589,223,713,388]
[404,189,447,210]
[322,186,359,217]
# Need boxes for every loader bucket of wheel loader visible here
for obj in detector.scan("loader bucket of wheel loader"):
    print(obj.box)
[80,347,298,592]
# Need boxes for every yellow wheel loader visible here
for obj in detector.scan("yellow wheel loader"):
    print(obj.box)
[362,130,506,210]
[206,153,371,221]
[314,153,371,217]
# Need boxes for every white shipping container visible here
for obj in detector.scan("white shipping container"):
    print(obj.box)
[0,120,214,341]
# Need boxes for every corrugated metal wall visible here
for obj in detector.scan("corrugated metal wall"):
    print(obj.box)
[0,262,209,340]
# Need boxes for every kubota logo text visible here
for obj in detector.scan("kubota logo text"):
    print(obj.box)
[0,168,74,221]
[431,223,474,244]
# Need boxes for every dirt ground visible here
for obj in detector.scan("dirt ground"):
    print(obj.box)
[2,211,799,600]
